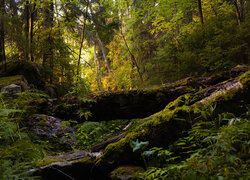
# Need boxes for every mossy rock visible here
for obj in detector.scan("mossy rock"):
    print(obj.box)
[110,166,144,180]
[34,151,102,179]
[0,75,29,91]
[2,60,44,88]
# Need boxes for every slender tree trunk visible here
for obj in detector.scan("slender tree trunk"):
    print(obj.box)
[25,0,29,60]
[121,31,143,83]
[197,0,204,24]
[42,0,54,83]
[233,0,242,25]
[0,0,6,72]
[94,43,102,90]
[77,0,89,80]
[28,3,35,61]
[174,2,179,45]
[97,36,111,73]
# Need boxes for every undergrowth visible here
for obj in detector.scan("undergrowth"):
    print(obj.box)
[0,92,46,179]
[75,119,130,149]
[140,107,250,180]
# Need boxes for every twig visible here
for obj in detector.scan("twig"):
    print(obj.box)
[50,166,76,180]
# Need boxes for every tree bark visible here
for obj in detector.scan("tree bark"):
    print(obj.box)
[77,0,89,80]
[97,35,111,73]
[0,0,6,72]
[28,2,36,61]
[94,42,103,90]
[42,0,54,83]
[197,0,204,24]
[232,0,242,25]
[24,0,31,60]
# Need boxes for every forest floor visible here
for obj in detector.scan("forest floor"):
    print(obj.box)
[0,66,249,180]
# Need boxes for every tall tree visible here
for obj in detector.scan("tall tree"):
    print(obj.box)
[77,0,89,80]
[25,0,36,61]
[42,0,54,83]
[0,0,6,72]
[198,0,204,24]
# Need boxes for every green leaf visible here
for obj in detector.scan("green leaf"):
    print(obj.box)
[130,139,149,152]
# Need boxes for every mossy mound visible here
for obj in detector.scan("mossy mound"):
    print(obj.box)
[1,60,44,89]
[0,75,29,91]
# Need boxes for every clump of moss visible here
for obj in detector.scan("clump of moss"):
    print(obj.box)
[36,158,66,167]
[239,70,250,88]
[110,166,144,180]
[0,75,26,87]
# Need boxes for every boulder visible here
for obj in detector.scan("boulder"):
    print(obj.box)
[1,84,22,94]
[0,75,30,91]
[2,60,44,89]
[34,150,102,180]
[27,114,76,151]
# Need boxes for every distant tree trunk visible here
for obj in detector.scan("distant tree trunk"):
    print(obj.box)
[197,0,204,24]
[97,35,111,73]
[94,42,102,90]
[28,2,36,61]
[0,0,6,72]
[77,0,89,80]
[174,2,179,45]
[42,0,54,83]
[121,31,143,83]
[120,13,143,83]
[232,0,242,25]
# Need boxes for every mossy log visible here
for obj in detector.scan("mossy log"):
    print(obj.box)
[40,66,249,122]
[92,69,250,177]
[35,67,249,179]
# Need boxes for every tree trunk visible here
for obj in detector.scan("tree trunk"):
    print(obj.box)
[197,0,204,24]
[121,30,143,83]
[97,36,111,73]
[24,0,29,60]
[77,0,89,80]
[120,12,143,83]
[233,0,242,25]
[28,2,35,61]
[94,43,102,90]
[42,0,54,83]
[0,0,6,72]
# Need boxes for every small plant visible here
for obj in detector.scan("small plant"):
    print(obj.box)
[130,140,149,167]
[75,119,130,149]
[142,109,250,180]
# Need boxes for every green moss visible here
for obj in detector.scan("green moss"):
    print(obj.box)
[75,156,96,166]
[36,158,66,167]
[95,71,250,169]
[96,131,142,164]
[0,75,25,87]
[111,166,144,180]
[239,70,250,88]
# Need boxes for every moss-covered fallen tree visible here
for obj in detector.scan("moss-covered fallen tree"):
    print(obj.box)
[34,67,249,179]
[31,66,250,123]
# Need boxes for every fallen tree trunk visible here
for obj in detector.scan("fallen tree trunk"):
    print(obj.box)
[34,67,250,179]
[35,66,249,122]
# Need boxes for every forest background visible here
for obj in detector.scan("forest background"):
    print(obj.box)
[0,0,249,94]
